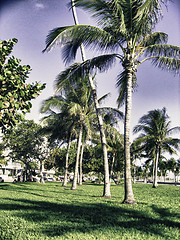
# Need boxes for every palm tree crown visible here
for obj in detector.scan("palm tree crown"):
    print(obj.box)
[133,107,180,187]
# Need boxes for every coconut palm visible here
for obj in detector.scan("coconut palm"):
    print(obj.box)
[158,158,168,182]
[40,95,77,187]
[100,109,124,180]
[105,126,124,181]
[167,157,180,184]
[57,74,100,190]
[58,73,119,190]
[133,107,180,188]
[54,0,111,197]
[130,140,143,183]
[43,0,180,203]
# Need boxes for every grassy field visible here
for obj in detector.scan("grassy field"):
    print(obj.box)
[0,182,179,240]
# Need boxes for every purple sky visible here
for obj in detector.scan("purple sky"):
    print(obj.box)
[0,0,180,141]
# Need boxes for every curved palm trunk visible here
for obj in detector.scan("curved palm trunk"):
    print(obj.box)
[78,142,84,186]
[71,125,83,190]
[62,134,71,187]
[71,0,111,197]
[153,149,159,188]
[122,63,136,204]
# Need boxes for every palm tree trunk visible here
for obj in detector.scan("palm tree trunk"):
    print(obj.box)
[78,143,84,186]
[133,164,136,183]
[71,125,83,190]
[122,62,136,204]
[62,134,71,187]
[71,0,111,197]
[110,152,115,181]
[40,160,45,184]
[153,149,159,188]
[152,158,155,183]
[164,172,166,182]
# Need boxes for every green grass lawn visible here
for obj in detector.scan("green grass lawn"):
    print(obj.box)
[0,182,179,240]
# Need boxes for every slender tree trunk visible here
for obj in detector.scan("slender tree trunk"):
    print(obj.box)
[164,172,166,182]
[133,164,136,183]
[71,125,83,190]
[24,164,28,182]
[77,170,80,184]
[174,171,177,186]
[71,0,111,197]
[40,160,45,184]
[122,59,136,204]
[153,149,159,188]
[110,153,115,181]
[78,143,84,186]
[62,134,71,187]
[152,158,155,183]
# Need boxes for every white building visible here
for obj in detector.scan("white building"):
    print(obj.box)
[0,159,23,176]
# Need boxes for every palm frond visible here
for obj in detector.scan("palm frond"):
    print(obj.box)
[42,26,73,53]
[151,56,180,74]
[72,0,126,32]
[43,24,120,63]
[98,93,111,105]
[40,96,67,114]
[135,0,167,34]
[56,54,118,85]
[68,102,82,115]
[138,32,168,50]
[98,107,124,127]
[145,44,180,58]
[167,126,180,135]
[100,107,124,121]
[162,139,180,155]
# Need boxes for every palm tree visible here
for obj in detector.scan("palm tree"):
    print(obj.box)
[158,158,168,182]
[105,126,124,181]
[40,96,77,187]
[43,0,180,203]
[56,74,98,190]
[133,107,180,188]
[100,109,124,180]
[167,157,179,184]
[54,0,111,197]
[130,140,143,183]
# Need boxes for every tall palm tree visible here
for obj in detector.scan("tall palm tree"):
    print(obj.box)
[101,108,124,181]
[133,107,180,188]
[57,74,98,190]
[55,0,111,197]
[43,0,180,203]
[40,96,77,187]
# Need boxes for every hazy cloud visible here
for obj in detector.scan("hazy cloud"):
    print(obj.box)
[35,3,45,9]
[32,0,45,10]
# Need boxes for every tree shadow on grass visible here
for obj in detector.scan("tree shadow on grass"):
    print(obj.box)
[0,183,105,200]
[0,197,179,239]
[151,204,180,219]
